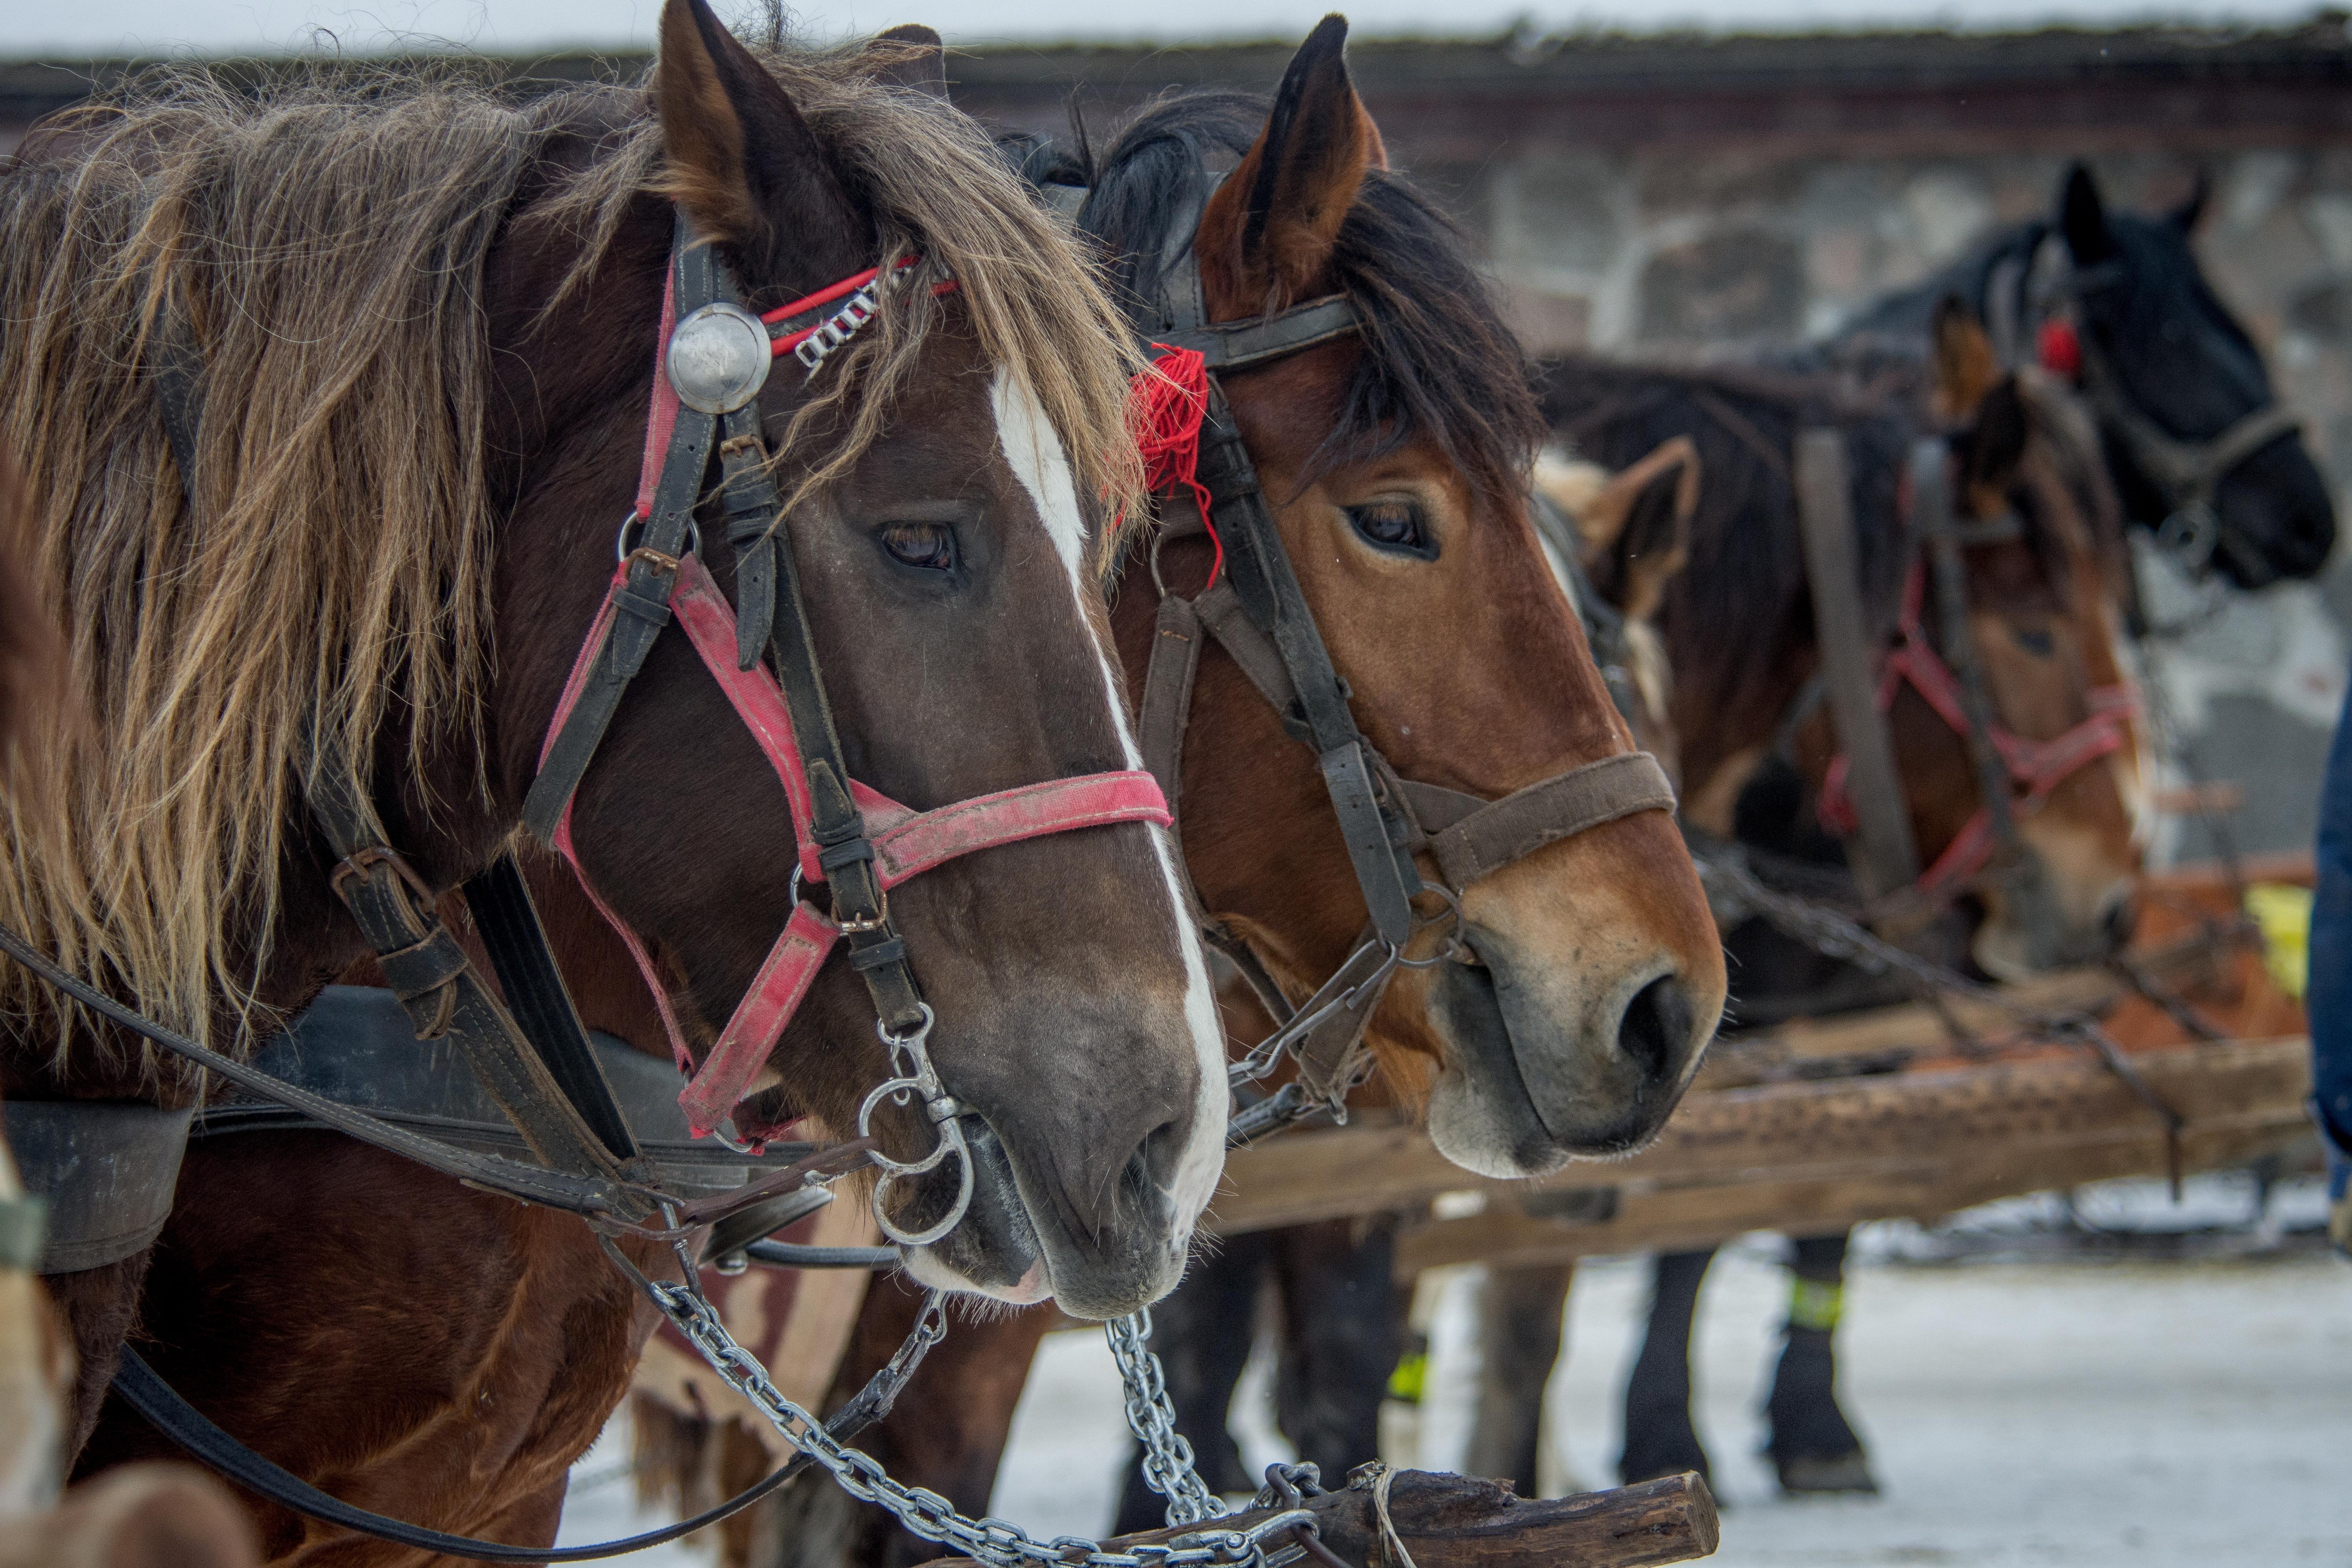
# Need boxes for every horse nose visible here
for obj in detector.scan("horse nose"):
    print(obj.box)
[1118,1114,1191,1218]
[1615,970,1700,1085]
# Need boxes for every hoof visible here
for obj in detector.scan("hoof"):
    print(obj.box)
[1774,1450,1879,1496]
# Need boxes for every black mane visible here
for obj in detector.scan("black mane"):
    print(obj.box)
[1021,94,1543,501]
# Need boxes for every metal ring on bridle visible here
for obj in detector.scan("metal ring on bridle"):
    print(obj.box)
[1396,882,1469,968]
[667,300,773,414]
[613,510,701,565]
[857,1004,975,1246]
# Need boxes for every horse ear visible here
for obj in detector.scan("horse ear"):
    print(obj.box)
[655,0,863,265]
[2059,163,2116,264]
[1195,15,1385,314]
[1932,294,2003,424]
[858,24,950,102]
[1580,438,1697,624]
[2170,168,2211,234]
[1961,377,2031,493]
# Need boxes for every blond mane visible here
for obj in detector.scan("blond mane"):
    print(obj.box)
[0,48,1144,1069]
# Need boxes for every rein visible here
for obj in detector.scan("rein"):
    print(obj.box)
[1109,168,1676,1141]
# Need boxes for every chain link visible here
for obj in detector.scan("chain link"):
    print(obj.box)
[1106,1309,1225,1526]
[644,1278,1308,1567]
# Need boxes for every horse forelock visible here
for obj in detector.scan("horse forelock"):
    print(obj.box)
[1075,93,1541,508]
[0,45,1143,1067]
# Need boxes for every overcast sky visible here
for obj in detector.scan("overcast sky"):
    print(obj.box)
[0,0,2333,59]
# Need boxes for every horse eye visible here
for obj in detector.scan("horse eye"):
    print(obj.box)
[1347,500,1434,558]
[881,523,955,571]
[2012,627,2056,658]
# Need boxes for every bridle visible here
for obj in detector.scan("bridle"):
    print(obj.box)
[521,217,1173,1242]
[1987,233,2304,579]
[1111,167,1677,1140]
[1811,438,2138,937]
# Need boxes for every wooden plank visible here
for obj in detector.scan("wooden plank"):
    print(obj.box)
[914,1471,1717,1568]
[1209,1037,2310,1236]
[1393,1116,2312,1272]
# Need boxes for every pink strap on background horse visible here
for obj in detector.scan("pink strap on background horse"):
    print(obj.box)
[1820,557,2137,906]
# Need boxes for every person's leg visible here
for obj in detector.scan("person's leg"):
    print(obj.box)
[2308,679,2352,1255]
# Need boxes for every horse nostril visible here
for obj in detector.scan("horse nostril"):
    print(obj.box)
[1120,1116,1189,1209]
[1617,973,1692,1083]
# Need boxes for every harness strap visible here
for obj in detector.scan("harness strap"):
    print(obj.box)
[1398,753,1679,891]
[113,1278,942,1565]
[1139,594,1204,808]
[1154,294,1359,372]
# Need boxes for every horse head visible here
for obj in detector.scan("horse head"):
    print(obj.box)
[472,3,1227,1318]
[1796,299,2146,979]
[2052,163,2335,589]
[1092,20,1724,1175]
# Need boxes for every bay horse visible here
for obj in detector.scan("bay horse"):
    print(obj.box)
[630,20,1728,1565]
[1822,163,2334,591]
[1508,300,2147,1497]
[5,3,1237,1555]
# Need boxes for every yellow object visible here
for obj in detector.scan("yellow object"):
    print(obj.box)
[2245,883,2312,1001]
[1385,1350,1427,1406]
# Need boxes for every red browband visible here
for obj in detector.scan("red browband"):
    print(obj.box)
[544,256,1170,1144]
[1820,557,2137,906]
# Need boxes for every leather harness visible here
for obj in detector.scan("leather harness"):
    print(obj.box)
[0,205,1186,1557]
[1109,170,1677,1140]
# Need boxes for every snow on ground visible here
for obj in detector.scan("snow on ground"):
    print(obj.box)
[563,1177,2352,1567]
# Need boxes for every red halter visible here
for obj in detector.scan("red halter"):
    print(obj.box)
[540,262,1172,1144]
[1820,557,2137,908]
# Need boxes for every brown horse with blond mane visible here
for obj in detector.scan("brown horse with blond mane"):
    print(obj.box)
[3,1,1242,1557]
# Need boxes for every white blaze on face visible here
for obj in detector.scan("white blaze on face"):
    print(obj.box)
[989,368,1229,1226]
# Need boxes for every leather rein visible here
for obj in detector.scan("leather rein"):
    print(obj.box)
[1111,171,1677,1142]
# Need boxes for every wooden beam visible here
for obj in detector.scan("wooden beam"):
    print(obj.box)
[1393,1116,2312,1273]
[914,1471,1718,1568]
[1208,1037,2310,1236]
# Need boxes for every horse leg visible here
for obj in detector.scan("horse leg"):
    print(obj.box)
[1111,1232,1268,1535]
[1617,1250,1713,1487]
[1266,1219,1402,1487]
[1462,1262,1573,1496]
[1764,1231,1877,1495]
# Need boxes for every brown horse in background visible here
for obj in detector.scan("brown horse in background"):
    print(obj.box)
[1493,300,2146,1497]
[626,20,1727,1566]
[10,2,1240,1559]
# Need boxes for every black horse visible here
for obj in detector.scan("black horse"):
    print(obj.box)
[1822,162,2334,591]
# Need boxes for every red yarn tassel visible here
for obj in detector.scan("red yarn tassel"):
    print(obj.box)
[1130,345,1223,587]
[2038,318,2082,381]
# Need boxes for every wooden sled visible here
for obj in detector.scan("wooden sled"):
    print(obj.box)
[915,1469,1718,1568]
[1212,860,2316,1273]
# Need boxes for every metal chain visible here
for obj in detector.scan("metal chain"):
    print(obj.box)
[1106,1308,1225,1526]
[644,1277,1311,1567]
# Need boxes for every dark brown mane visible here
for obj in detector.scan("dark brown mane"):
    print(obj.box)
[1019,92,1543,502]
[1537,355,1920,729]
